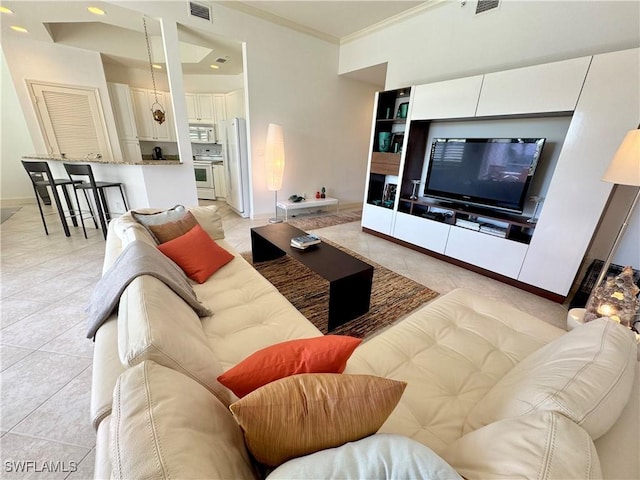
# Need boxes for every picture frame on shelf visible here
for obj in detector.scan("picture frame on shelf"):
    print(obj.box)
[382,183,397,208]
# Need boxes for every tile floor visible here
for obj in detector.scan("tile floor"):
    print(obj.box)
[0,200,571,479]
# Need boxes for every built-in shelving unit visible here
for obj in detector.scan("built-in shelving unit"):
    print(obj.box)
[360,49,639,299]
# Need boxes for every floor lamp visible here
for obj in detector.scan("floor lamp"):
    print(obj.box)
[266,123,285,224]
[593,127,640,291]
[576,127,640,331]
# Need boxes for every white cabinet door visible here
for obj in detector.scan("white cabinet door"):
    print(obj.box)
[131,88,172,141]
[393,212,450,254]
[361,204,394,235]
[411,76,483,120]
[121,139,142,163]
[476,57,591,116]
[213,94,226,124]
[185,93,198,123]
[197,94,215,123]
[445,227,528,279]
[518,48,640,295]
[108,82,138,140]
[185,93,216,123]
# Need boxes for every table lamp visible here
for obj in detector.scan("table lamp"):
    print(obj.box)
[266,123,285,224]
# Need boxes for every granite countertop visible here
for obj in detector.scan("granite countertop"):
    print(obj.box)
[22,154,182,166]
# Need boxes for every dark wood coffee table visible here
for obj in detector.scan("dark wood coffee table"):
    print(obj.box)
[251,223,374,331]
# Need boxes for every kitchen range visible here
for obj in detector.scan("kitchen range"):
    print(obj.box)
[193,153,224,200]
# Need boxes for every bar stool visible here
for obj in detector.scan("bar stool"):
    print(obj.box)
[21,160,85,238]
[64,163,128,240]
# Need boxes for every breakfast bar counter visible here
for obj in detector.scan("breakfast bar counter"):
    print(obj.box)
[22,154,182,166]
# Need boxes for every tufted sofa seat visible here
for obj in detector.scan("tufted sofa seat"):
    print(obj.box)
[90,205,638,479]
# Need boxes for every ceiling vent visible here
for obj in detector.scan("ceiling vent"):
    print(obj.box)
[476,0,500,15]
[189,1,212,22]
[215,57,228,64]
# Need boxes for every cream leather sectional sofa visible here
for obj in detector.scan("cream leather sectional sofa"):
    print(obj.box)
[90,205,638,479]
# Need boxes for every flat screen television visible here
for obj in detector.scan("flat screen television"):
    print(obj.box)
[423,137,545,214]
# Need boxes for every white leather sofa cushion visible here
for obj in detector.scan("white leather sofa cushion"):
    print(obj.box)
[464,318,636,439]
[90,316,123,430]
[110,361,258,480]
[118,275,231,405]
[194,243,322,373]
[267,433,462,479]
[344,288,563,454]
[442,411,602,479]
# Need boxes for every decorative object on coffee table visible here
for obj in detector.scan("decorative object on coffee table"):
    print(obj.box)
[266,123,285,224]
[321,187,326,198]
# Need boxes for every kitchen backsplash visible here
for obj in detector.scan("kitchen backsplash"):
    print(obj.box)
[192,143,222,156]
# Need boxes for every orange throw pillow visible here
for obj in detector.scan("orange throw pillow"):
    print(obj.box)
[157,224,234,283]
[217,335,362,398]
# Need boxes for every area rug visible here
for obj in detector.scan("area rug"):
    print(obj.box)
[242,240,439,339]
[286,210,361,231]
[1,207,21,224]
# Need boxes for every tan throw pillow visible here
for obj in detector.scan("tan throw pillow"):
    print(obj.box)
[229,373,407,467]
[131,205,186,243]
[148,211,199,244]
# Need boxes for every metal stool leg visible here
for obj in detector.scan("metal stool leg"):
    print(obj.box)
[32,185,49,235]
[60,184,78,227]
[93,187,108,239]
[68,181,88,239]
[118,185,128,211]
[49,184,70,237]
[82,189,99,229]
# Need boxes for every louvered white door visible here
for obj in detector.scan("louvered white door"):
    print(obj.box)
[28,81,112,160]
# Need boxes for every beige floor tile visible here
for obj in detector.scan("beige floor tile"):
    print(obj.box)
[65,448,95,480]
[13,366,94,448]
[0,350,90,430]
[0,433,90,480]
[40,321,94,359]
[0,345,35,371]
[1,298,50,328]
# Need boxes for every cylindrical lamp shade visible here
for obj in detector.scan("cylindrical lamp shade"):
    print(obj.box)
[265,123,285,192]
[602,129,640,186]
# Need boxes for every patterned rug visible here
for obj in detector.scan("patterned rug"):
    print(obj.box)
[286,210,362,231]
[242,240,439,339]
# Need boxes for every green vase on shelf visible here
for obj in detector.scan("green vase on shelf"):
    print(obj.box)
[378,132,392,152]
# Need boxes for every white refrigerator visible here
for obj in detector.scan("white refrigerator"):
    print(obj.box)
[222,118,250,218]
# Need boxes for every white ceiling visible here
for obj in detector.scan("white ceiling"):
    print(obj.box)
[0,1,430,76]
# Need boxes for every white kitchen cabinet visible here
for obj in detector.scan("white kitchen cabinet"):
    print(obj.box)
[476,56,591,116]
[411,75,483,120]
[213,163,226,198]
[185,93,216,124]
[120,139,142,163]
[108,82,138,141]
[131,88,173,141]
[213,94,226,125]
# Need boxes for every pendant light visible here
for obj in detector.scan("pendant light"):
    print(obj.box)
[143,17,165,125]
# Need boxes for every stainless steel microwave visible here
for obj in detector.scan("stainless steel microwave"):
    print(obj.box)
[189,124,216,144]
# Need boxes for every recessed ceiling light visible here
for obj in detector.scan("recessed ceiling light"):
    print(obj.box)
[0,6,14,14]
[152,64,162,70]
[209,64,220,70]
[87,6,106,15]
[10,26,28,33]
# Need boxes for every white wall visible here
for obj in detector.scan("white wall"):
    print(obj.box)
[182,74,244,93]
[0,48,35,204]
[340,1,640,88]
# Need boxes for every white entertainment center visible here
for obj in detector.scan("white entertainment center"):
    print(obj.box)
[361,48,639,300]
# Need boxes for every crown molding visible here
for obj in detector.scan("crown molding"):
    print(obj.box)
[215,1,340,44]
[340,0,448,45]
